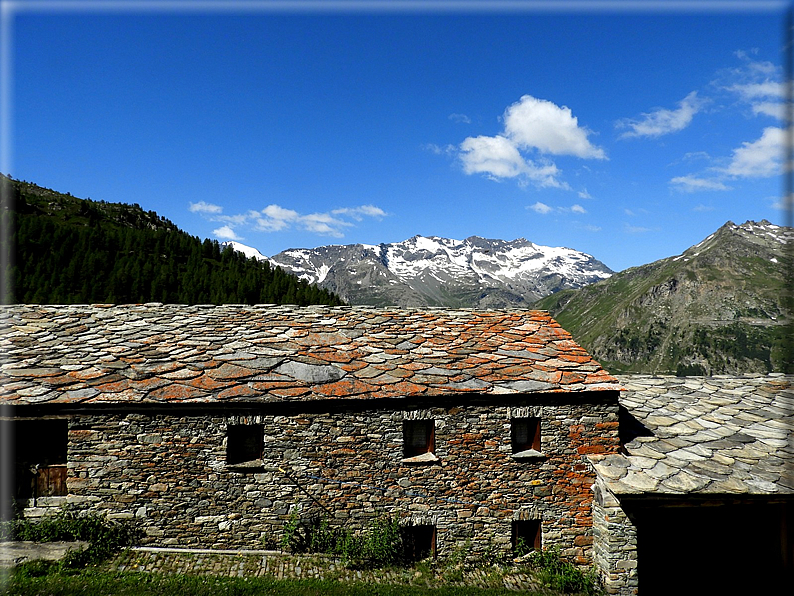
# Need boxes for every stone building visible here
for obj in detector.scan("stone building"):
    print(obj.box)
[1,304,621,563]
[591,374,793,595]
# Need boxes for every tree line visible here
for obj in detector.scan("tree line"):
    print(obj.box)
[1,176,344,307]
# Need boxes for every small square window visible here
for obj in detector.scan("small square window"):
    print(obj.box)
[227,424,264,465]
[402,524,436,561]
[512,520,541,554]
[511,417,541,454]
[403,419,434,458]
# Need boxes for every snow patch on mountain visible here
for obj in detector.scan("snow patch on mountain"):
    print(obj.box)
[221,241,271,263]
[245,235,615,308]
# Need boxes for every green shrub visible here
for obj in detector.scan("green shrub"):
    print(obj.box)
[528,547,602,595]
[280,513,408,569]
[1,506,142,570]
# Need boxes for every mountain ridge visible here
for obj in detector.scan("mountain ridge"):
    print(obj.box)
[225,218,792,374]
[533,218,792,374]
[229,234,614,308]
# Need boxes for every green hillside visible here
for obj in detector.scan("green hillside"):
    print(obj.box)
[1,175,344,307]
[534,220,793,375]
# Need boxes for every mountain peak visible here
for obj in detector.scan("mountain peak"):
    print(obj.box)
[264,235,613,308]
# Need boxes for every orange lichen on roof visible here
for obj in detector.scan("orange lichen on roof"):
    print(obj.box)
[1,304,620,405]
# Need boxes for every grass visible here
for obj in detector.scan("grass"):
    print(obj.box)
[4,510,601,595]
[5,567,555,596]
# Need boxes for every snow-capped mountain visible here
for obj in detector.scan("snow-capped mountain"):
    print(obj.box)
[241,235,613,308]
[221,241,273,264]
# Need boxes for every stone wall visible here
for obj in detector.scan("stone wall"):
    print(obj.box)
[19,393,619,563]
[591,477,638,595]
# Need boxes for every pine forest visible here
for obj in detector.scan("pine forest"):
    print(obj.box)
[1,176,344,307]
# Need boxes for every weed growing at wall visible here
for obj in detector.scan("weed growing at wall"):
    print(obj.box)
[280,512,409,568]
[1,506,142,570]
[528,547,602,595]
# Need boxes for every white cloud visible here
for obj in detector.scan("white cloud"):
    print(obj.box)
[502,95,606,159]
[670,175,732,192]
[682,151,711,162]
[332,205,387,220]
[448,113,471,124]
[527,202,588,216]
[577,188,593,199]
[460,135,529,179]
[693,204,715,212]
[193,200,387,239]
[752,102,785,119]
[617,91,705,139]
[625,223,652,234]
[457,95,603,189]
[424,143,456,155]
[770,194,792,211]
[529,201,554,214]
[723,126,784,178]
[301,212,352,237]
[669,127,784,191]
[716,52,785,121]
[213,225,241,240]
[730,80,784,101]
[189,201,223,214]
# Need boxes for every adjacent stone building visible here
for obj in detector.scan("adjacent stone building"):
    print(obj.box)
[1,304,621,563]
[591,374,793,595]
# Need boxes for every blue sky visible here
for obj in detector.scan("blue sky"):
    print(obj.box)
[5,1,789,272]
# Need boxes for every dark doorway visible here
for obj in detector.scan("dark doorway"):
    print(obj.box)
[512,519,541,554]
[12,419,68,500]
[630,499,793,596]
[402,524,436,561]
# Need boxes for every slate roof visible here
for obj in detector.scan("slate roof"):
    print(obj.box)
[591,374,794,496]
[0,304,619,406]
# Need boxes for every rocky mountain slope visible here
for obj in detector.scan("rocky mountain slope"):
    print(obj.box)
[259,236,613,308]
[533,220,792,375]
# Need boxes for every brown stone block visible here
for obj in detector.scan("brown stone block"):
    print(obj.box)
[577,445,607,455]
[558,353,593,363]
[314,378,376,398]
[375,380,428,397]
[92,379,132,393]
[271,386,310,398]
[185,374,231,391]
[67,367,109,381]
[218,385,260,400]
[147,383,207,401]
[303,350,357,364]
[561,371,588,384]
[207,363,256,380]
[41,374,79,387]
[339,360,369,373]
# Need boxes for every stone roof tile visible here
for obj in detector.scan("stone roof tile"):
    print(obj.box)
[0,304,619,405]
[592,374,793,496]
